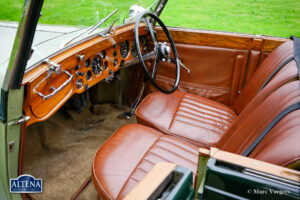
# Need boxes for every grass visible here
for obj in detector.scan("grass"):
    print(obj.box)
[1,0,299,37]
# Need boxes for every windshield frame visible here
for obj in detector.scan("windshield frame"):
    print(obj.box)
[23,0,167,73]
[3,0,44,90]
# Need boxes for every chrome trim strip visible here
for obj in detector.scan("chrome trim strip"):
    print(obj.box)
[243,168,300,189]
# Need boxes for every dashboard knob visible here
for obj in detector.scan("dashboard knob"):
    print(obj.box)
[76,71,84,77]
[76,79,83,89]
[78,54,85,61]
[75,65,81,70]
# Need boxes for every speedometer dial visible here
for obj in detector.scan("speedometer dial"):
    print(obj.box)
[91,55,103,75]
[120,41,129,59]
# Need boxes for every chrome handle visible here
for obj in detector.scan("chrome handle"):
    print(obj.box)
[179,60,191,75]
[170,59,191,75]
[33,70,73,100]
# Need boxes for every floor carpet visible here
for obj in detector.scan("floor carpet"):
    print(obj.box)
[23,103,136,199]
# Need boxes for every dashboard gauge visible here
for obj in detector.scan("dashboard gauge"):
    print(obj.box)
[86,70,92,80]
[120,40,129,58]
[85,58,90,67]
[113,50,117,57]
[91,56,103,75]
[100,50,106,59]
[113,59,118,67]
[139,35,147,52]
[103,61,108,70]
[131,41,137,58]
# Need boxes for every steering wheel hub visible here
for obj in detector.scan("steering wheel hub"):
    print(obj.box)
[158,42,171,62]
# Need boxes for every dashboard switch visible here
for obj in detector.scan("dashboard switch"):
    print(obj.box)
[76,71,84,77]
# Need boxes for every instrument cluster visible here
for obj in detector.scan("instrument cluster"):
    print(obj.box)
[73,40,143,92]
[23,23,149,125]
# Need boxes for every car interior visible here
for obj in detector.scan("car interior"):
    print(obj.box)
[19,13,300,199]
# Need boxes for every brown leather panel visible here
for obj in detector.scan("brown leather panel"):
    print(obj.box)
[154,44,248,105]
[250,111,300,166]
[244,51,261,84]
[219,81,300,166]
[230,55,244,105]
[147,75,231,103]
[92,124,161,199]
[219,62,299,146]
[136,91,236,147]
[136,90,185,131]
[92,124,198,200]
[234,41,294,113]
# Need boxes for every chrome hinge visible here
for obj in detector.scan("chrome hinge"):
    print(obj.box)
[14,115,30,125]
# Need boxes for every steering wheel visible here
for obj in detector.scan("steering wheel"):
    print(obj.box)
[135,12,180,93]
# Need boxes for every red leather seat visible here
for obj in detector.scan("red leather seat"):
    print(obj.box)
[92,124,198,200]
[93,81,300,199]
[136,90,236,147]
[136,41,296,146]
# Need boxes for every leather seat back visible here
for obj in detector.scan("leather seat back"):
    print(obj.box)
[234,41,294,113]
[218,80,300,167]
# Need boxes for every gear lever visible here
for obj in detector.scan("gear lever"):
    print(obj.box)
[119,82,145,119]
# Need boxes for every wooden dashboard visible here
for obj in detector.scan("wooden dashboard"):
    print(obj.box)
[22,23,148,125]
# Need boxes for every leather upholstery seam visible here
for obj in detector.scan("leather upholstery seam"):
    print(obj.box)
[175,111,232,128]
[179,103,235,121]
[183,94,234,112]
[116,134,162,199]
[136,166,148,174]
[173,118,225,135]
[151,145,198,165]
[281,157,300,167]
[137,114,212,148]
[156,74,231,93]
[159,138,198,155]
[92,127,126,200]
[169,93,186,130]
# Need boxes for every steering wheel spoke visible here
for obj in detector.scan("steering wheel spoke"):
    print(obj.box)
[151,54,160,79]
[145,16,158,47]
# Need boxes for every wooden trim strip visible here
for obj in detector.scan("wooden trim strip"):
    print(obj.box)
[156,27,288,52]
[124,162,176,200]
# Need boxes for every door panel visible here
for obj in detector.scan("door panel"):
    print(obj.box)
[146,27,288,106]
[148,44,249,105]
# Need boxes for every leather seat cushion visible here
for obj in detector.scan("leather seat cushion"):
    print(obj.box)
[136,90,237,147]
[92,124,198,200]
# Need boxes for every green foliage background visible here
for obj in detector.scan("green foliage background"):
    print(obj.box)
[1,0,299,37]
